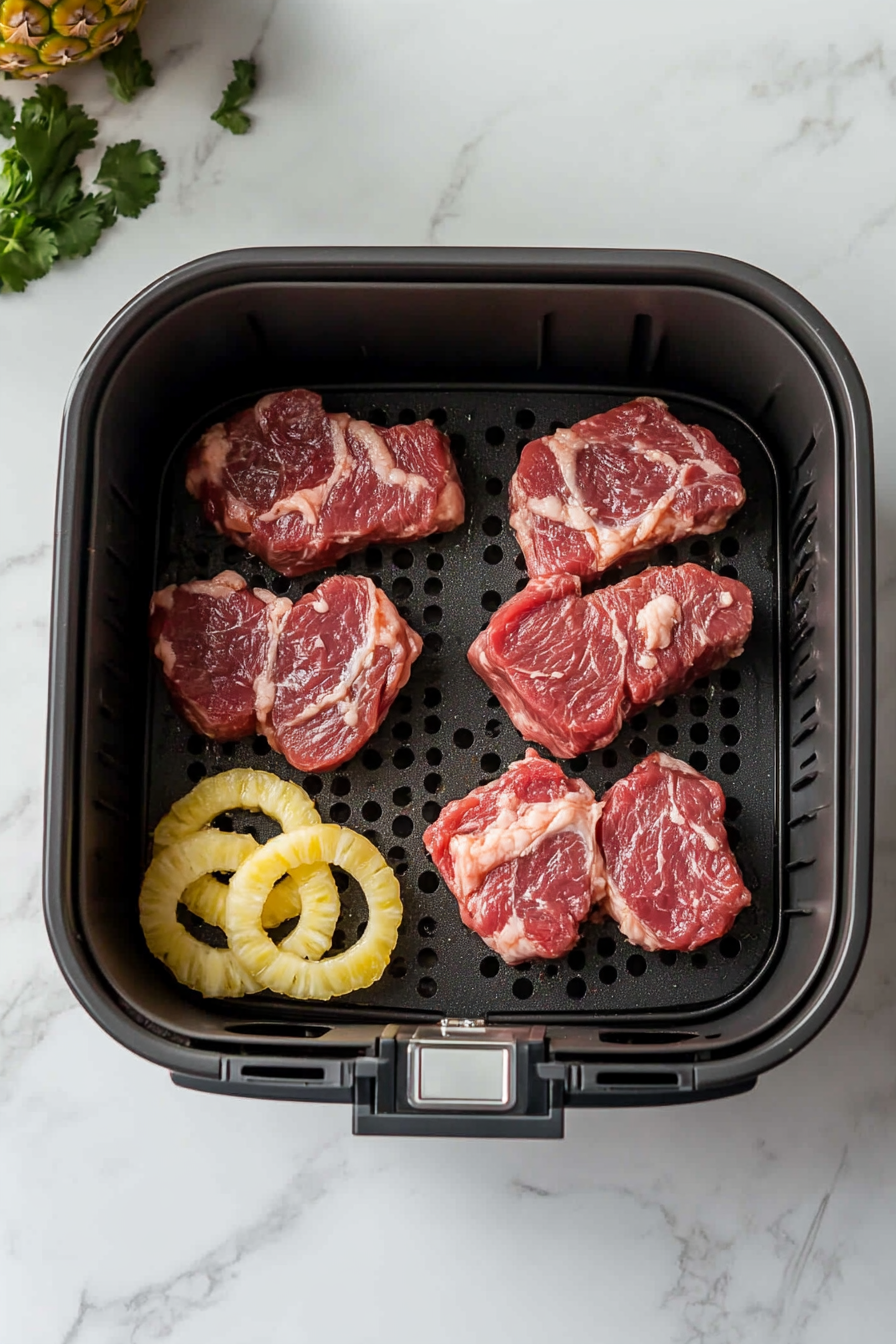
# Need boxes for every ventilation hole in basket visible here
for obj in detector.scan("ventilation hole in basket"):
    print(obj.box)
[362,749,382,770]
[424,632,442,654]
[514,576,528,592]
[187,734,205,755]
[720,697,740,718]
[689,538,710,557]
[567,948,586,971]
[720,724,740,746]
[566,977,587,999]
[658,698,678,719]
[421,687,440,710]
[454,728,474,749]
[482,425,504,447]
[719,935,741,958]
[427,555,445,576]
[301,774,322,797]
[421,801,441,825]
[396,692,412,714]
[388,957,407,979]
[602,748,617,768]
[423,715,441,734]
[367,406,387,425]
[249,573,266,590]
[485,477,503,496]
[393,747,415,770]
[629,712,648,732]
[331,775,351,796]
[720,668,741,691]
[186,761,206,783]
[426,746,442,766]
[301,580,318,595]
[361,801,381,822]
[629,737,648,758]
[626,954,647,977]
[221,742,237,758]
[691,952,708,969]
[482,590,501,612]
[391,721,413,743]
[658,724,678,746]
[335,555,353,573]
[334,870,350,894]
[690,695,709,716]
[223,544,242,564]
[417,872,439,898]
[597,936,616,957]
[252,737,270,756]
[568,754,588,772]
[417,977,438,998]
[424,577,442,597]
[515,553,528,572]
[450,433,466,458]
[364,545,382,569]
[690,750,708,770]
[480,956,500,978]
[481,753,500,773]
[512,977,533,999]
[426,407,448,426]
[726,797,742,820]
[598,965,617,986]
[392,786,412,808]
[484,545,503,565]
[487,695,501,711]
[482,515,502,538]
[330,802,350,823]
[515,408,536,429]
[694,676,710,690]
[690,722,709,744]
[392,548,413,569]
[719,564,739,579]
[392,576,412,600]
[331,929,347,951]
[720,536,740,557]
[720,752,740,775]
[549,420,567,433]
[424,772,442,794]
[657,544,678,564]
[388,847,406,863]
[417,947,438,969]
[423,605,442,626]
[395,408,416,424]
[659,950,677,966]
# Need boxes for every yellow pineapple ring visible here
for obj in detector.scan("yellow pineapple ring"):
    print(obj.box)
[182,871,306,931]
[139,831,261,998]
[153,769,321,852]
[225,826,402,1000]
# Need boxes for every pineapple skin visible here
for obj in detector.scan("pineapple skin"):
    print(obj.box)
[0,0,146,79]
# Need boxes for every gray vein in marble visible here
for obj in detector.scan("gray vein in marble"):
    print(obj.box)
[0,542,50,583]
[752,42,891,157]
[57,1138,343,1343]
[427,128,489,244]
[0,973,74,1100]
[0,789,35,837]
[512,1179,553,1198]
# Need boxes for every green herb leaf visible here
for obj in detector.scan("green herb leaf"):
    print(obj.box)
[14,85,97,216]
[0,211,57,293]
[100,31,155,104]
[95,139,165,218]
[53,194,116,260]
[0,97,14,140]
[211,58,257,135]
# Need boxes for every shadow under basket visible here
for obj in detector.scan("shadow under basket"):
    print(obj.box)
[45,248,874,1138]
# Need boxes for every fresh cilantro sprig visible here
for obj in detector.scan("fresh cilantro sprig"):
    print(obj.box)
[100,31,155,104]
[211,59,257,135]
[0,86,164,294]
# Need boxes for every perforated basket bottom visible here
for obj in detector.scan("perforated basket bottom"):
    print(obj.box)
[149,389,780,1021]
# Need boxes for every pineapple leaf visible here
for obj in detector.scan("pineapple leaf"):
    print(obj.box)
[101,32,155,104]
[211,58,257,135]
[0,97,14,140]
[0,211,57,293]
[95,140,165,218]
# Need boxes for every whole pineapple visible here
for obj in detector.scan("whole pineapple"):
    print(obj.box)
[0,0,145,77]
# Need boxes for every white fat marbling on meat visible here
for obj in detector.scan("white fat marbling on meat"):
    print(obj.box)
[253,596,293,732]
[719,591,734,607]
[636,594,682,651]
[602,871,664,952]
[154,633,177,677]
[479,913,545,965]
[257,414,355,526]
[311,598,329,614]
[185,423,230,498]
[181,571,247,600]
[350,420,431,493]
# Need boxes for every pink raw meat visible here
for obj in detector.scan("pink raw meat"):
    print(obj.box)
[186,389,465,577]
[509,397,745,581]
[149,572,288,741]
[261,575,422,772]
[423,750,606,964]
[598,752,750,951]
[468,564,752,758]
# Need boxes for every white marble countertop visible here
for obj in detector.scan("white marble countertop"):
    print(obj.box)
[2,2,894,1340]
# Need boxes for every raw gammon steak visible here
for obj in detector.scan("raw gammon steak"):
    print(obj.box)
[509,397,745,581]
[423,750,606,964]
[150,572,421,771]
[468,564,752,758]
[597,752,750,952]
[186,389,465,576]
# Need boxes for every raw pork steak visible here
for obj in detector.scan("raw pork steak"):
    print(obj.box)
[150,572,421,771]
[509,397,745,580]
[423,750,605,964]
[260,575,423,772]
[149,572,288,740]
[598,753,750,951]
[468,564,752,758]
[187,389,465,576]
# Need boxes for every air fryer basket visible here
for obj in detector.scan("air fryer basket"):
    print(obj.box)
[45,250,873,1137]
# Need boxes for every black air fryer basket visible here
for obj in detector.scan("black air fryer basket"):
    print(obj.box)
[45,249,874,1137]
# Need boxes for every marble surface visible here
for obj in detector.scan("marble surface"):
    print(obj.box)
[1,1,894,1339]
